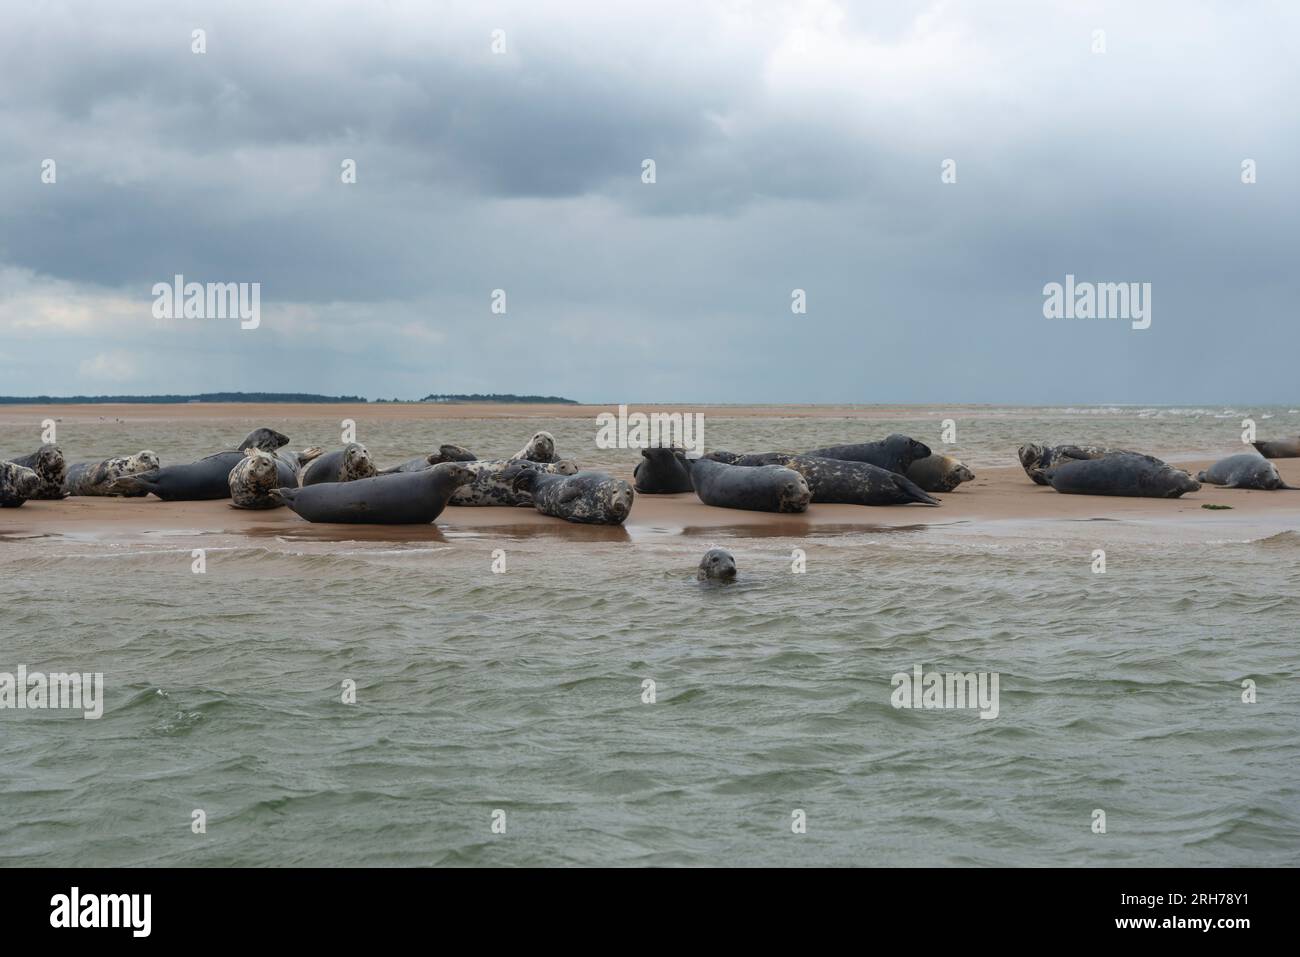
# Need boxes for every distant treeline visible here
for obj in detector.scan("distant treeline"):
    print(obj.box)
[418,393,578,404]
[0,393,367,404]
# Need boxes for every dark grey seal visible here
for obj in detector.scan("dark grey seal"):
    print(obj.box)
[707,451,937,506]
[273,462,474,524]
[111,451,246,500]
[507,463,634,525]
[380,444,478,474]
[300,443,377,486]
[1251,438,1300,459]
[804,434,931,475]
[63,450,161,496]
[906,453,975,492]
[1045,453,1200,498]
[0,461,40,507]
[633,447,694,494]
[237,428,290,452]
[1018,444,1139,485]
[697,548,737,581]
[681,455,810,513]
[7,444,67,499]
[1197,454,1297,490]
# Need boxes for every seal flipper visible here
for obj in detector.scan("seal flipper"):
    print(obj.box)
[106,473,158,496]
[894,474,941,506]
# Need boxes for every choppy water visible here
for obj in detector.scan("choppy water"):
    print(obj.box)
[2,406,1299,866]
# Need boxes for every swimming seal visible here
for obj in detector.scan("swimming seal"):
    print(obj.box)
[706,451,937,506]
[379,444,478,475]
[680,455,810,513]
[508,463,634,525]
[906,453,975,493]
[7,444,67,499]
[633,447,694,494]
[449,459,579,506]
[300,443,377,486]
[1197,453,1298,490]
[1045,453,1200,498]
[229,448,300,508]
[63,451,161,497]
[697,548,737,581]
[273,462,475,524]
[1251,438,1300,459]
[511,431,558,463]
[804,434,931,475]
[0,461,40,507]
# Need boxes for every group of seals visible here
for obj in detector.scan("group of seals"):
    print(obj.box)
[450,459,579,507]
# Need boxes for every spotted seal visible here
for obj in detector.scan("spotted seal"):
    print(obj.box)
[62,451,161,497]
[273,462,475,524]
[229,448,301,508]
[804,434,931,475]
[906,453,975,493]
[1197,453,1297,490]
[511,431,558,463]
[450,459,579,506]
[707,451,937,506]
[0,461,40,507]
[680,455,810,513]
[633,447,694,494]
[7,444,67,499]
[1045,453,1200,498]
[507,463,634,525]
[300,443,377,486]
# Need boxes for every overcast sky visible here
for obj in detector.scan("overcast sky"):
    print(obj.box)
[1,0,1296,403]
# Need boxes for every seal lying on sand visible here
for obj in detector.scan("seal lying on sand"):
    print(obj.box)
[300,443,377,486]
[804,434,931,475]
[111,451,247,500]
[450,459,579,506]
[273,463,474,524]
[63,451,161,496]
[906,453,975,492]
[1251,438,1300,459]
[633,447,694,494]
[1197,454,1298,490]
[681,455,810,513]
[507,463,634,525]
[1018,444,1141,485]
[7,444,67,499]
[0,461,40,507]
[229,448,301,508]
[1045,453,1200,498]
[511,431,558,463]
[707,451,937,506]
[380,444,478,474]
[697,548,737,581]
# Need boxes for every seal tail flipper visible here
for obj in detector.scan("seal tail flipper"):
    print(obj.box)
[1196,471,1209,482]
[298,447,324,464]
[894,474,940,505]
[269,487,297,507]
[106,474,156,496]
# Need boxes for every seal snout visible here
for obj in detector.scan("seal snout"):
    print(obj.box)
[697,547,737,581]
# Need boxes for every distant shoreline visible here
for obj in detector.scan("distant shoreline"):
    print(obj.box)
[0,392,578,405]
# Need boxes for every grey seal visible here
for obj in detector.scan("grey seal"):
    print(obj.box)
[300,443,377,486]
[707,451,937,506]
[380,444,478,474]
[697,548,737,581]
[1045,453,1200,498]
[7,444,67,499]
[1197,453,1297,490]
[237,428,290,452]
[1251,438,1300,459]
[906,453,975,492]
[680,455,810,513]
[229,448,300,508]
[804,434,931,475]
[62,451,161,497]
[633,447,694,494]
[110,451,247,500]
[511,431,557,463]
[507,463,634,525]
[0,461,41,507]
[273,462,475,524]
[1018,444,1138,485]
[450,459,579,506]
